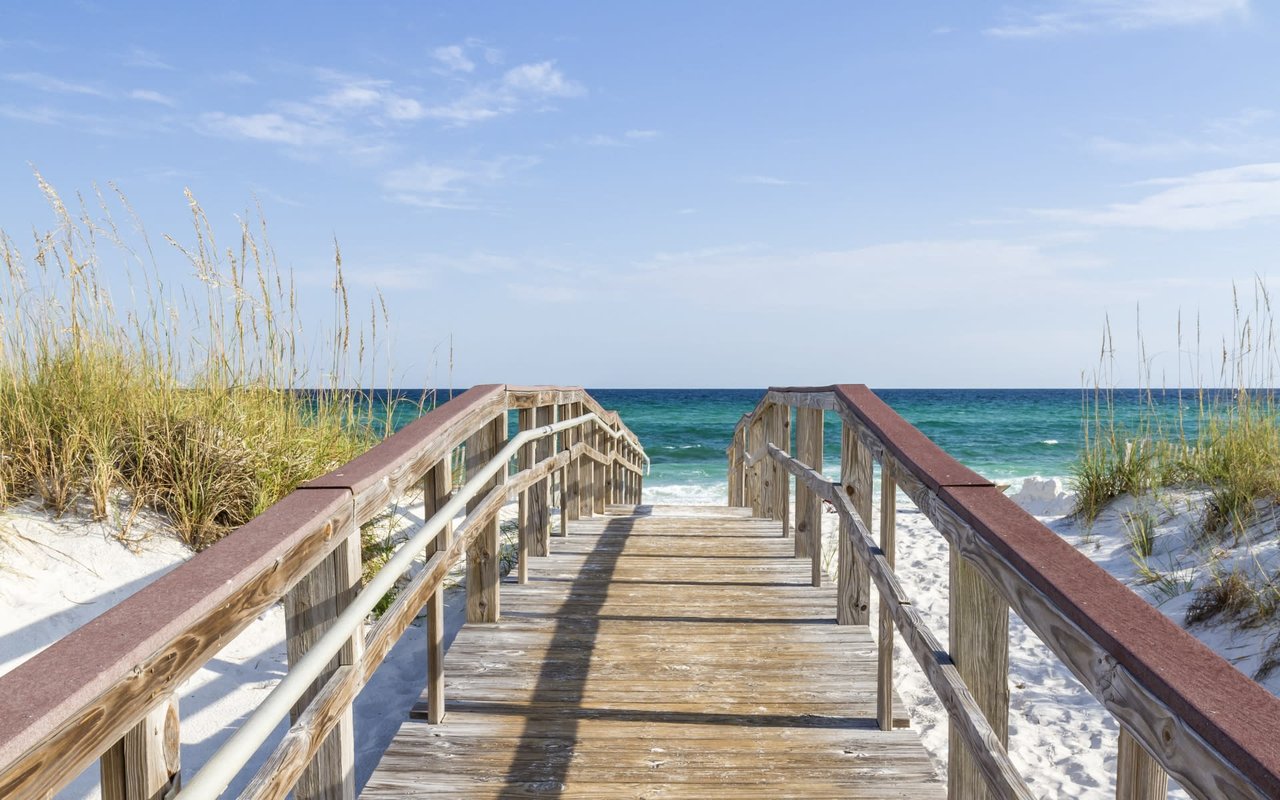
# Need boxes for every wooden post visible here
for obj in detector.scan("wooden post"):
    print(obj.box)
[795,408,823,573]
[728,425,746,507]
[1116,728,1169,800]
[762,404,791,532]
[581,419,595,519]
[746,415,763,515]
[555,403,570,537]
[530,404,553,556]
[877,464,897,731]
[283,516,362,800]
[565,402,582,525]
[423,459,453,719]
[948,554,1010,800]
[516,409,535,575]
[100,695,180,800]
[759,404,778,522]
[465,413,506,623]
[593,423,607,515]
[778,405,791,534]
[604,426,616,507]
[838,424,871,625]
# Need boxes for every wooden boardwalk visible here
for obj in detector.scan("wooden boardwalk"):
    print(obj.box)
[362,504,943,799]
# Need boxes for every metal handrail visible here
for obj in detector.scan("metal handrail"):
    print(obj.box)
[179,411,625,799]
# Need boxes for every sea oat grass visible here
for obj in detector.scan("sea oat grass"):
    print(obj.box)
[1,174,388,550]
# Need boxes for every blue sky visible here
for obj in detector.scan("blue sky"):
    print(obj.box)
[3,1,1279,388]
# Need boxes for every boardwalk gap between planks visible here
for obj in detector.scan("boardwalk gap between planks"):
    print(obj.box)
[362,503,940,799]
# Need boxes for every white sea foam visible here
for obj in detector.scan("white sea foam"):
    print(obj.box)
[1040,439,1059,445]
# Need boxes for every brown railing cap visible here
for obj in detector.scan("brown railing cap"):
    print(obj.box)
[942,484,1280,797]
[305,384,505,494]
[0,487,351,767]
[769,384,993,491]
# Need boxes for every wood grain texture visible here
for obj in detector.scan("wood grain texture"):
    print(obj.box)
[368,505,940,798]
[948,553,1009,800]
[530,405,554,557]
[838,425,871,626]
[465,414,506,623]
[98,696,178,800]
[795,407,823,573]
[283,518,360,800]
[1116,727,1169,800]
[878,466,897,733]
[424,460,452,721]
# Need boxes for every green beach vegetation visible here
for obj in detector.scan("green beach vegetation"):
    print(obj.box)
[0,175,400,551]
[1072,281,1280,647]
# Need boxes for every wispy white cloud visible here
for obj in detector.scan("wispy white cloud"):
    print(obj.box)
[199,55,585,158]
[124,46,172,70]
[986,0,1249,37]
[128,88,175,106]
[432,45,475,74]
[737,174,804,186]
[1040,162,1280,230]
[381,156,538,209]
[199,111,342,148]
[577,129,661,147]
[626,238,1104,314]
[420,61,585,125]
[1089,108,1279,160]
[3,71,108,97]
[213,70,257,86]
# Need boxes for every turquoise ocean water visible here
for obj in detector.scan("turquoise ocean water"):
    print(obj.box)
[378,388,1191,505]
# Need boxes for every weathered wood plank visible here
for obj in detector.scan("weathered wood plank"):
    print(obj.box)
[465,414,506,623]
[98,696,179,800]
[795,408,823,584]
[369,507,942,799]
[878,465,897,733]
[422,460,452,722]
[838,424,871,625]
[948,552,1010,800]
[284,518,361,800]
[1116,727,1169,800]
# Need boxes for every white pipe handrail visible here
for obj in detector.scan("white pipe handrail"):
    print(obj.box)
[178,411,627,799]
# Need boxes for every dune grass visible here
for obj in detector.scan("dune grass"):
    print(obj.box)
[1074,282,1280,536]
[1073,280,1280,631]
[0,174,404,550]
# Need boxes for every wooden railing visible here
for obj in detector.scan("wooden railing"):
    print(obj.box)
[0,385,646,800]
[726,385,1280,800]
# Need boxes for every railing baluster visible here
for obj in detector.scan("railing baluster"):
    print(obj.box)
[795,407,823,586]
[556,402,571,535]
[948,552,1011,799]
[1116,728,1169,800]
[283,512,361,800]
[565,401,583,524]
[423,458,453,720]
[593,421,607,514]
[516,408,534,581]
[746,414,763,514]
[99,695,180,800]
[877,464,897,732]
[531,404,554,554]
[838,424,872,625]
[465,413,506,623]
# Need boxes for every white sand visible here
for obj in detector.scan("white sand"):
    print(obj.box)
[813,475,1280,799]
[4,481,1278,797]
[0,494,509,798]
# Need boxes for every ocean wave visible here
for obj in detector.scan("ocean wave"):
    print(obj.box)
[1040,439,1059,446]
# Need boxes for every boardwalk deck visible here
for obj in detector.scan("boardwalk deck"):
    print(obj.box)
[361,504,943,798]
